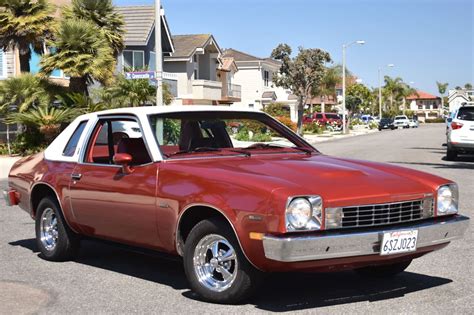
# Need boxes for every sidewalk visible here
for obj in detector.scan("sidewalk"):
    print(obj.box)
[0,156,20,180]
[304,127,379,144]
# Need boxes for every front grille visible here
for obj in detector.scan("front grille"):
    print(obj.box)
[340,199,432,228]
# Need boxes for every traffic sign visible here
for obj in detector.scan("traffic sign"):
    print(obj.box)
[125,71,156,80]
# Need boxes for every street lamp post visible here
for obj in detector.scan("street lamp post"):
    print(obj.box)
[155,0,163,106]
[342,40,365,134]
[378,64,394,119]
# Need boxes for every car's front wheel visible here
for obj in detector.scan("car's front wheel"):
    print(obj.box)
[355,260,412,278]
[183,218,262,304]
[35,197,80,261]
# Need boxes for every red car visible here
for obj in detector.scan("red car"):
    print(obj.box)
[3,106,469,304]
[304,112,342,127]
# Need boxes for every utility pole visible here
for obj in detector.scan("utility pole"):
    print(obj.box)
[342,40,365,134]
[155,0,163,106]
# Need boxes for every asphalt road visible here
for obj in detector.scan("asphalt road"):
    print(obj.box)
[1,123,472,314]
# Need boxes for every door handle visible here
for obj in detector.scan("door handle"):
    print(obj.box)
[71,173,82,180]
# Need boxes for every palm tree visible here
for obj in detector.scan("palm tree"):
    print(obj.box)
[0,73,49,112]
[107,74,173,107]
[436,81,449,111]
[383,76,405,112]
[40,18,115,95]
[63,0,124,56]
[0,0,55,72]
[399,83,417,114]
[465,83,473,90]
[7,104,78,140]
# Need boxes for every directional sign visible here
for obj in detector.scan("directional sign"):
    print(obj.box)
[125,71,156,80]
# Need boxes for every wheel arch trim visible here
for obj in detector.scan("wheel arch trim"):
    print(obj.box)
[175,203,261,271]
[30,182,79,234]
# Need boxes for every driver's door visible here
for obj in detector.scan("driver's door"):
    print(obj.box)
[68,116,159,248]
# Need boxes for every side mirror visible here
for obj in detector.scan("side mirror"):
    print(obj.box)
[447,118,452,123]
[113,153,134,174]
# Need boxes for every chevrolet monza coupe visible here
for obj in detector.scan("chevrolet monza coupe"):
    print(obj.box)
[4,106,469,303]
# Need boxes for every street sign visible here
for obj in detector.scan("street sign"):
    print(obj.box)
[125,71,156,80]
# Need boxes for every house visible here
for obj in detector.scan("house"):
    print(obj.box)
[407,90,442,121]
[448,88,474,113]
[116,5,177,96]
[163,34,241,105]
[221,48,295,115]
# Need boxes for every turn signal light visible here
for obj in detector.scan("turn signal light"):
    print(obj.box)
[451,122,464,130]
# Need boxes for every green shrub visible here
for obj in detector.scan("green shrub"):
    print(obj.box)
[263,102,290,117]
[235,128,250,141]
[424,117,445,123]
[303,121,324,134]
[368,121,379,129]
[252,132,272,142]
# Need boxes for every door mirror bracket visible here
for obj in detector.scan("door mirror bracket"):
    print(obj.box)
[113,153,134,174]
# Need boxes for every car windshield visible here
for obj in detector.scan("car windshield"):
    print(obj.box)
[381,119,392,123]
[325,114,339,119]
[148,111,316,158]
[394,116,407,120]
[456,107,474,121]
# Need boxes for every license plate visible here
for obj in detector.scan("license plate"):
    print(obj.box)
[380,230,418,256]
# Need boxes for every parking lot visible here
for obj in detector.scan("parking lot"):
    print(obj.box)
[1,123,472,314]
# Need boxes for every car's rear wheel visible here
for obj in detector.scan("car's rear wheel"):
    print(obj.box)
[183,218,262,304]
[35,197,79,261]
[355,260,412,278]
[446,147,458,161]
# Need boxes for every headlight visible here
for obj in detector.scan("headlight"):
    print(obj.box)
[437,184,458,215]
[286,196,322,231]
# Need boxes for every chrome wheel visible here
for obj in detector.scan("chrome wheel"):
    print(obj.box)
[40,208,58,251]
[193,234,238,292]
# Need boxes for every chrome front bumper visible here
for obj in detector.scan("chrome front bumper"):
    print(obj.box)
[262,215,469,262]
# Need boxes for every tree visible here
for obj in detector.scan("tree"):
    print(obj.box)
[106,74,174,107]
[0,0,55,72]
[465,83,473,90]
[0,73,49,112]
[271,44,331,134]
[383,76,405,112]
[7,104,78,141]
[40,18,115,95]
[436,81,449,110]
[346,83,374,117]
[63,0,124,56]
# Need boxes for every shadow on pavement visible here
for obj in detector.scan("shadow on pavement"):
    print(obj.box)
[10,238,452,311]
[390,160,474,169]
[9,238,188,290]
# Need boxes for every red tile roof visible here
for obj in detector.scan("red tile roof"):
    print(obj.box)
[407,90,439,100]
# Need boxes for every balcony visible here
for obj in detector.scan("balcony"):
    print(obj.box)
[221,83,242,103]
[192,80,223,101]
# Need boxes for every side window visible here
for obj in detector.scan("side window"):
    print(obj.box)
[63,120,88,157]
[86,118,151,166]
[315,114,323,119]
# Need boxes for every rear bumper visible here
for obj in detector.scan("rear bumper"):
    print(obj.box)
[262,215,469,262]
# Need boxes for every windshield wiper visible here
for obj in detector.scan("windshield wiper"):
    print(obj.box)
[243,143,313,155]
[165,147,221,157]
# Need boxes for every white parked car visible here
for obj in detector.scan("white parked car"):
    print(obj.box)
[408,119,419,128]
[446,104,474,160]
[393,115,410,129]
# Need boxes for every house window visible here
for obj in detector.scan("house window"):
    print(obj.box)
[194,69,198,79]
[123,50,145,70]
[0,50,6,79]
[263,70,269,87]
[149,52,156,71]
[193,54,198,63]
[248,104,254,108]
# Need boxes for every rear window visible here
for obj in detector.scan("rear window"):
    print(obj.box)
[63,121,88,157]
[326,114,339,119]
[457,107,474,121]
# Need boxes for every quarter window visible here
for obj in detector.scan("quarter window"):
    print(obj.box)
[63,121,88,157]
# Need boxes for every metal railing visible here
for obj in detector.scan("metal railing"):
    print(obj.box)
[226,83,241,98]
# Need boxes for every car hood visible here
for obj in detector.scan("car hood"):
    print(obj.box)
[184,153,449,208]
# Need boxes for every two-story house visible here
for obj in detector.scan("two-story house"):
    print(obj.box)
[222,48,295,112]
[163,34,240,105]
[407,90,442,121]
[448,88,474,113]
[116,5,177,96]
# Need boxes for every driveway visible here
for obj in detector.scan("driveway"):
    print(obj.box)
[1,123,472,313]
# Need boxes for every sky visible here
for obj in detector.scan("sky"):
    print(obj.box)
[114,0,473,95]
